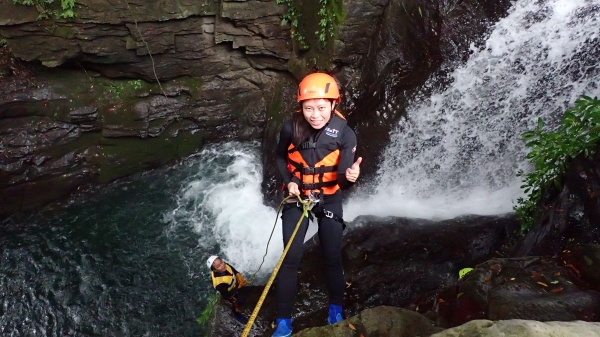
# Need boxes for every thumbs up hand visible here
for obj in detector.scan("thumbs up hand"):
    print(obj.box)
[345,157,362,182]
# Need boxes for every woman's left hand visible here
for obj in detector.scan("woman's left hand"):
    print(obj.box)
[345,157,362,182]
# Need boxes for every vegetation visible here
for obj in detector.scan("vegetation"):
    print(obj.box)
[275,0,307,49]
[275,0,344,50]
[514,96,600,232]
[196,292,219,325]
[107,79,144,98]
[12,0,76,19]
[316,0,344,45]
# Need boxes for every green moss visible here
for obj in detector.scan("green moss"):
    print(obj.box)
[106,79,146,99]
[177,76,204,100]
[266,80,284,121]
[92,123,206,184]
[199,0,218,15]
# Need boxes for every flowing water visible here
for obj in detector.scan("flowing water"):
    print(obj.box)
[1,0,600,335]
[345,0,600,220]
[1,142,284,336]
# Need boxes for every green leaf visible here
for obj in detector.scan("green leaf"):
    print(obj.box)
[516,95,600,233]
[536,117,544,129]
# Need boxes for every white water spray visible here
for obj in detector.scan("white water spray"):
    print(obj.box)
[345,0,600,220]
[166,0,599,273]
[166,142,290,276]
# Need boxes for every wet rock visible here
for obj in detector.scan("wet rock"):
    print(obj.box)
[259,74,300,207]
[207,292,268,337]
[562,244,600,291]
[513,144,600,257]
[430,319,600,337]
[210,214,520,336]
[338,215,520,320]
[294,306,444,337]
[0,66,280,215]
[0,0,289,78]
[451,257,600,325]
[341,0,514,183]
[69,106,99,123]
[0,168,91,213]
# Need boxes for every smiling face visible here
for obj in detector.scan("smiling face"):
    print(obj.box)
[301,98,334,130]
[212,258,226,272]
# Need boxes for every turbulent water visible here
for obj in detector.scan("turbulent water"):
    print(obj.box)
[1,0,600,336]
[345,0,600,220]
[0,143,282,336]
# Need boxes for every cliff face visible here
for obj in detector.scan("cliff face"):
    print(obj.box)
[0,0,513,216]
[0,0,292,215]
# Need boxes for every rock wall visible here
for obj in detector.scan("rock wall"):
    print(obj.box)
[0,0,293,216]
[0,0,515,215]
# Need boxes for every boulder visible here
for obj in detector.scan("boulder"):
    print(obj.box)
[562,244,600,291]
[209,214,521,336]
[431,319,600,337]
[513,144,600,257]
[295,306,444,337]
[451,257,600,325]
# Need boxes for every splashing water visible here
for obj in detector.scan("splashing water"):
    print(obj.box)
[345,0,600,221]
[165,142,318,278]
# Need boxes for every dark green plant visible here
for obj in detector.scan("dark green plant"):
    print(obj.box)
[315,0,344,46]
[275,0,308,49]
[515,96,600,232]
[12,0,75,19]
[107,79,144,98]
[196,292,219,326]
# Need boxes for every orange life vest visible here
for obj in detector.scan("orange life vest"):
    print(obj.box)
[287,111,346,196]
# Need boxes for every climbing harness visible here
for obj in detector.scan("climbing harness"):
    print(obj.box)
[240,195,312,337]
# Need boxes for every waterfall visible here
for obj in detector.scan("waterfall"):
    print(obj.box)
[345,0,600,221]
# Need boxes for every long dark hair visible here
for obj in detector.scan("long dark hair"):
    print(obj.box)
[292,100,336,146]
[292,110,312,146]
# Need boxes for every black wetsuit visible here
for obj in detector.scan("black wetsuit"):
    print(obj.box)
[275,118,357,318]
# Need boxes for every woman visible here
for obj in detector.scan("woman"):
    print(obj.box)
[272,73,362,337]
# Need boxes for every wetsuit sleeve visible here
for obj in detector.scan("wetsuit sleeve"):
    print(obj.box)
[215,282,237,299]
[337,124,358,190]
[276,120,301,186]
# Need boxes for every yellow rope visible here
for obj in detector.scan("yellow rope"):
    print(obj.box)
[246,195,294,284]
[240,195,311,337]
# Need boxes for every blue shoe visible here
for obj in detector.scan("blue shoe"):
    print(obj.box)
[272,318,292,337]
[327,304,343,325]
[233,312,248,324]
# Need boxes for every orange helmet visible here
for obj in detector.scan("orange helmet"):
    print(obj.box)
[297,73,340,102]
